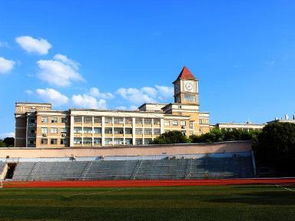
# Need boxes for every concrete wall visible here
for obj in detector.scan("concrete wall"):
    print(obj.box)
[0,141,251,159]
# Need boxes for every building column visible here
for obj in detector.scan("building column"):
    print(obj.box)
[69,115,74,147]
[132,117,136,145]
[102,116,105,146]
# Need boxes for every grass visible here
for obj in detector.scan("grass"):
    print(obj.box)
[0,185,294,220]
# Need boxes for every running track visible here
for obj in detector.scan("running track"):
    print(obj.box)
[3,178,295,188]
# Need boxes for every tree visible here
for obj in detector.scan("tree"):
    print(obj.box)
[190,128,260,143]
[3,137,14,147]
[152,131,190,144]
[253,122,295,176]
[0,140,5,147]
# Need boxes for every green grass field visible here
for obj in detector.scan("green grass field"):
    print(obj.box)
[0,185,294,220]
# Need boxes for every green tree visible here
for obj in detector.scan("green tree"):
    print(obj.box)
[0,140,5,147]
[253,122,295,176]
[152,131,190,144]
[3,137,14,147]
[190,128,260,143]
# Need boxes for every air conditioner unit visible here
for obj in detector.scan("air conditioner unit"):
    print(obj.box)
[61,133,66,137]
[42,133,47,137]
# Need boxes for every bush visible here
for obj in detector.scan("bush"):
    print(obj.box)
[152,131,190,144]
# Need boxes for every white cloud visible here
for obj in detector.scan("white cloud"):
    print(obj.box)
[0,132,15,139]
[36,88,69,106]
[116,85,173,105]
[37,54,84,87]
[0,57,15,74]
[54,54,79,70]
[155,85,174,99]
[72,94,107,109]
[89,87,114,99]
[16,36,52,55]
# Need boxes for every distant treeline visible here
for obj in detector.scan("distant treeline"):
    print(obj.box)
[0,137,14,147]
[152,122,295,176]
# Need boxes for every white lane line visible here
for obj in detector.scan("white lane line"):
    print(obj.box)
[275,184,295,192]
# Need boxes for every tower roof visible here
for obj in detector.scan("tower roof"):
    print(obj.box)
[174,66,196,82]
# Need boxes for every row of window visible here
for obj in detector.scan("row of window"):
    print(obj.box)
[164,120,189,127]
[73,138,152,145]
[41,117,67,124]
[74,116,161,125]
[73,127,161,135]
[41,127,67,134]
[40,138,67,145]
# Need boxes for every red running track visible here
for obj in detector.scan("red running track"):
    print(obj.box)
[2,178,295,188]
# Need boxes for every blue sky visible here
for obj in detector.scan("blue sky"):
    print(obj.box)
[1,0,295,138]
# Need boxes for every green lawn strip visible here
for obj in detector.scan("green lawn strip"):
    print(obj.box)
[0,185,294,220]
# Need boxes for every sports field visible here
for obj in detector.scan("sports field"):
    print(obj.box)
[0,184,294,220]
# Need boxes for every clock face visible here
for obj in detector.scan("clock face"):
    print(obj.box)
[185,82,193,91]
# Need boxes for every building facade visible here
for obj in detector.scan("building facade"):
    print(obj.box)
[15,67,210,148]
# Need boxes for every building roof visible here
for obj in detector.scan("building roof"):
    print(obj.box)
[174,66,196,82]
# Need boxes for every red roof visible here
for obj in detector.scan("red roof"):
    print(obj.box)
[175,66,196,81]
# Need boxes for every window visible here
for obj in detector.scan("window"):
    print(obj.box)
[74,137,82,144]
[164,120,170,126]
[105,127,113,134]
[105,138,112,145]
[114,138,124,145]
[51,117,58,123]
[74,127,82,133]
[50,128,58,134]
[60,128,67,133]
[144,138,152,144]
[94,117,102,123]
[41,117,48,123]
[41,127,48,134]
[83,138,92,144]
[153,119,160,125]
[135,118,143,124]
[125,117,132,124]
[83,127,92,134]
[135,139,143,145]
[189,122,194,129]
[94,127,102,134]
[180,121,186,126]
[61,118,67,123]
[144,118,152,125]
[74,116,82,123]
[114,117,124,124]
[30,129,35,135]
[125,138,132,145]
[60,139,67,145]
[172,121,178,126]
[144,128,152,135]
[84,116,92,123]
[184,94,196,102]
[105,117,112,124]
[125,128,132,134]
[41,138,48,144]
[114,128,124,134]
[28,139,35,145]
[94,138,102,145]
[135,128,142,135]
[50,139,58,145]
[154,128,161,135]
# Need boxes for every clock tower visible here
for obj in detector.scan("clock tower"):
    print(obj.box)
[173,66,199,105]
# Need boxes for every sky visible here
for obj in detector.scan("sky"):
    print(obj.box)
[1,0,295,138]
